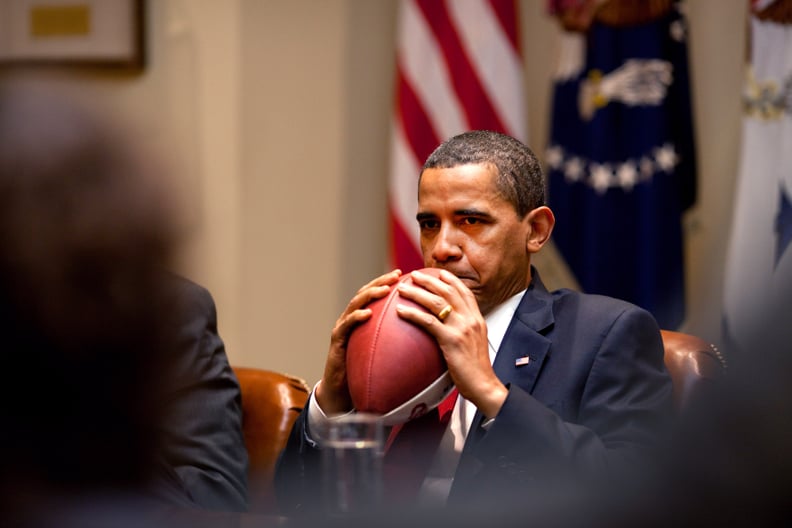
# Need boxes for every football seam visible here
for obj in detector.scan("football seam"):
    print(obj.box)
[365,278,402,410]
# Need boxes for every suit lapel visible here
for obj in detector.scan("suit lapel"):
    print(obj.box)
[464,268,555,434]
[491,269,554,394]
[463,311,552,446]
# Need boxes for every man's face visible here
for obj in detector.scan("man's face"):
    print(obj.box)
[417,163,533,316]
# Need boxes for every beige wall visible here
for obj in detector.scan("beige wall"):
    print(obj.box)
[1,0,747,386]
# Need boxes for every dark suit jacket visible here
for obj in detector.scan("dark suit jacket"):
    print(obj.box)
[274,268,673,513]
[153,277,249,512]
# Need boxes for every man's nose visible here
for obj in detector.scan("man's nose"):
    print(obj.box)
[430,225,462,263]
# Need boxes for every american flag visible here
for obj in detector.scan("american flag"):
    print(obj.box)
[388,0,526,271]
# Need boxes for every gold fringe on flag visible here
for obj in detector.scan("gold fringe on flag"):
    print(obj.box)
[754,0,792,25]
[594,0,675,28]
[552,0,675,33]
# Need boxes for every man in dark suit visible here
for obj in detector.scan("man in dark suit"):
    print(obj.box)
[275,130,673,515]
[153,275,249,512]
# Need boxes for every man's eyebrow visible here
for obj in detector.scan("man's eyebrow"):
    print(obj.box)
[454,208,490,217]
[416,209,492,222]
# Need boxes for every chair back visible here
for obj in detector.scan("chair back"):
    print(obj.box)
[660,329,727,410]
[233,366,309,513]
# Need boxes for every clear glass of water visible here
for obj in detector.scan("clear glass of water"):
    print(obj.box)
[322,412,384,516]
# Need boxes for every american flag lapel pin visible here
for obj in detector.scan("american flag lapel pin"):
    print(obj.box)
[515,356,531,367]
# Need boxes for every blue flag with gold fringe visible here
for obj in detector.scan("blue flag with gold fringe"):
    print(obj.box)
[546,1,696,329]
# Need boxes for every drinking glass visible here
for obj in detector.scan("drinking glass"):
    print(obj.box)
[322,412,384,516]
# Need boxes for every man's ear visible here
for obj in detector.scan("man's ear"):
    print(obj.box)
[525,206,555,254]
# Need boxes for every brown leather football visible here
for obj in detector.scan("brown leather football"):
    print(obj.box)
[346,268,452,424]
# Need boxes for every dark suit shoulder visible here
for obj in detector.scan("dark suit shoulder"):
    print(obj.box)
[550,287,660,332]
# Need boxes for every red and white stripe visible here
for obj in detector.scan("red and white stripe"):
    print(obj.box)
[388,0,526,271]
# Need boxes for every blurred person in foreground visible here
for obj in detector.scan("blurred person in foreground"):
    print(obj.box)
[275,130,674,517]
[0,79,246,525]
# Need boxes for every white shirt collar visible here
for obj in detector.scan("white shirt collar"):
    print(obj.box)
[484,289,526,363]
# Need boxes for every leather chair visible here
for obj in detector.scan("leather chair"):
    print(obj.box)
[660,329,727,410]
[233,366,310,513]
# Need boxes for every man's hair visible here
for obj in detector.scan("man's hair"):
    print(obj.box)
[421,130,545,217]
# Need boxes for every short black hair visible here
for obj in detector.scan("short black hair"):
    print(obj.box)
[421,130,545,217]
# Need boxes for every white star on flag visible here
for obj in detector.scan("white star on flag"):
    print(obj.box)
[655,143,678,172]
[591,163,613,194]
[617,162,638,190]
[564,156,584,182]
[546,145,563,170]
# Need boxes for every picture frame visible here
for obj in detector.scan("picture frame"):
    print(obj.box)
[0,0,145,70]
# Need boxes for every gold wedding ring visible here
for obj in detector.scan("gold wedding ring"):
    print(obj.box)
[437,304,453,321]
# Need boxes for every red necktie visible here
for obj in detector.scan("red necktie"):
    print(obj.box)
[382,389,459,504]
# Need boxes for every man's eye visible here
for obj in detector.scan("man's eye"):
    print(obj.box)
[419,220,439,230]
[461,217,482,225]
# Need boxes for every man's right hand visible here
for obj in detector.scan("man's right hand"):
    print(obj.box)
[315,269,402,415]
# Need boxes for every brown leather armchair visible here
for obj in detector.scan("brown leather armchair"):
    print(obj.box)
[233,367,310,513]
[660,329,727,410]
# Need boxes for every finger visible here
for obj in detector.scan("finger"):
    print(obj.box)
[434,269,480,309]
[411,269,477,305]
[405,269,477,313]
[344,270,402,314]
[408,269,456,298]
[397,282,452,320]
[359,269,402,291]
[334,308,374,340]
[395,303,444,333]
[335,270,404,343]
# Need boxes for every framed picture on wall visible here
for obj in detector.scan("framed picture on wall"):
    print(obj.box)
[0,0,145,70]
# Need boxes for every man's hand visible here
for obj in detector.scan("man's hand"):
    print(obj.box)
[315,269,403,415]
[395,269,508,419]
